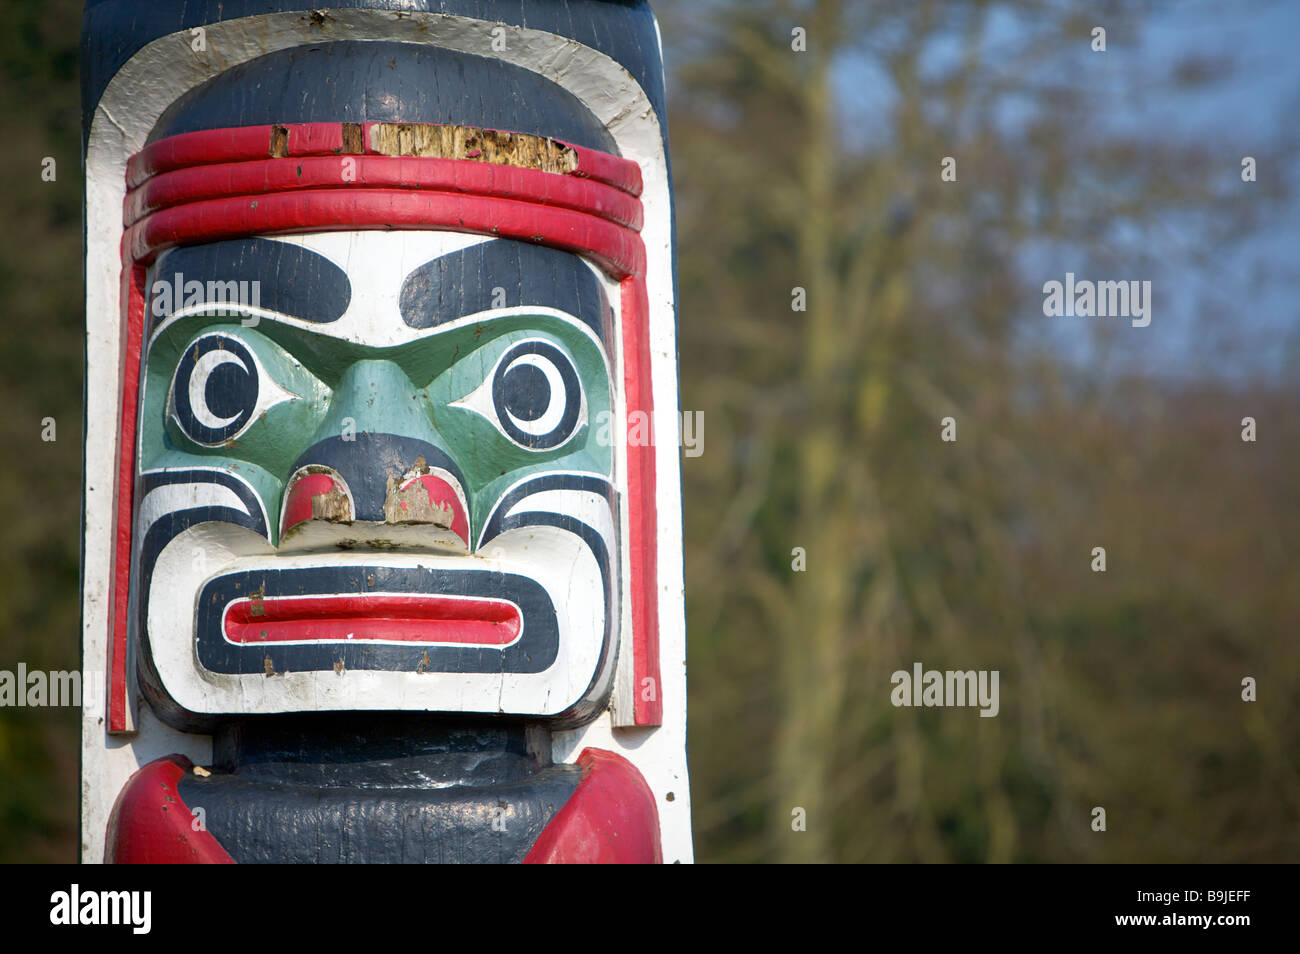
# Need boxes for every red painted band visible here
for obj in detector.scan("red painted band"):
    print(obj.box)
[559,144,642,198]
[127,122,642,197]
[222,594,522,647]
[128,189,645,280]
[127,126,296,187]
[126,155,644,232]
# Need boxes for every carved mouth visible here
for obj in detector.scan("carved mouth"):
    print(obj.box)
[223,593,522,647]
[195,565,558,675]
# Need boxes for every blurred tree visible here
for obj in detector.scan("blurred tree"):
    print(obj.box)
[660,0,1299,862]
[0,0,84,862]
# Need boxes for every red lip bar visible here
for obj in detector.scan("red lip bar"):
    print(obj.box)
[223,593,522,647]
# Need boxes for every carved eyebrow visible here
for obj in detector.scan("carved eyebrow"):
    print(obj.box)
[149,238,351,332]
[398,239,613,347]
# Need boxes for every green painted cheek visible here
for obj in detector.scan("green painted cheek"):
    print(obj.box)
[423,326,614,541]
[139,321,332,528]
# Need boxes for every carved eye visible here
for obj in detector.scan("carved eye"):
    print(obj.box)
[171,334,260,446]
[490,341,584,450]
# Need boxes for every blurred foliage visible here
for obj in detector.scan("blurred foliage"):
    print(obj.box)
[0,0,1297,863]
[0,0,83,863]
[659,0,1299,862]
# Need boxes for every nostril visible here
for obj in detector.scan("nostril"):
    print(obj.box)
[281,466,355,538]
[382,462,470,546]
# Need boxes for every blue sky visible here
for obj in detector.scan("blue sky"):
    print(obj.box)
[830,0,1300,385]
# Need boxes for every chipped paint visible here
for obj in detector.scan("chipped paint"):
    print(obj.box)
[368,123,577,173]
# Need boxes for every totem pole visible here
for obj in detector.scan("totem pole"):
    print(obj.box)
[80,0,688,863]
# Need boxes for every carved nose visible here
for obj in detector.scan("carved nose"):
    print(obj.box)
[279,434,472,548]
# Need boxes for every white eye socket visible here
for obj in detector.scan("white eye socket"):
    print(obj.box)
[490,341,584,450]
[170,334,261,446]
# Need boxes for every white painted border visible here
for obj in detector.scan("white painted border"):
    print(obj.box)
[216,592,527,650]
[83,9,690,863]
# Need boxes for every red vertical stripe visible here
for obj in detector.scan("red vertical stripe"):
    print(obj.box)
[621,278,662,725]
[107,261,144,733]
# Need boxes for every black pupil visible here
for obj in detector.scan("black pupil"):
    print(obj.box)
[501,362,551,422]
[204,355,253,420]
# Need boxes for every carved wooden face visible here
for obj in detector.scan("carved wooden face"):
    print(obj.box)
[131,230,622,723]
[83,8,689,864]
